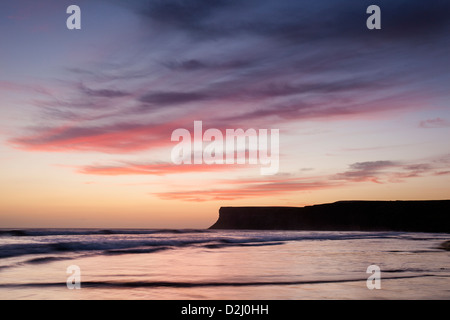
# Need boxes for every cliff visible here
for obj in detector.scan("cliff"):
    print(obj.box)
[209,200,450,232]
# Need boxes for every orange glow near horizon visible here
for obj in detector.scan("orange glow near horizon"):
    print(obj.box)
[1,1,449,228]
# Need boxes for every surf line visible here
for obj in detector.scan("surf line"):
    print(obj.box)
[171,121,279,175]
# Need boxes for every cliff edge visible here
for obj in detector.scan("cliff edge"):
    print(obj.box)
[209,200,450,232]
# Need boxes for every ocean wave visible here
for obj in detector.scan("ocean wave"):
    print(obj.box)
[0,230,29,237]
[1,230,446,261]
[0,238,287,260]
[24,256,71,265]
[0,240,196,259]
[0,229,210,237]
[202,241,285,249]
[104,246,172,255]
[0,274,444,289]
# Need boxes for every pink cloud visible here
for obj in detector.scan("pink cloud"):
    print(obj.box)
[0,81,53,96]
[152,157,450,201]
[155,179,342,202]
[78,162,250,176]
[419,118,450,128]
[8,121,181,153]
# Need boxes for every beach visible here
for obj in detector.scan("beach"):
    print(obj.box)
[0,229,449,300]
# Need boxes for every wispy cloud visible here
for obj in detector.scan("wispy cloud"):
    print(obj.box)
[138,0,450,43]
[9,121,180,153]
[80,84,130,99]
[3,0,449,207]
[0,80,53,96]
[152,156,450,201]
[155,179,342,202]
[419,118,450,128]
[139,91,210,106]
[78,162,250,176]
[332,159,448,184]
[7,0,449,154]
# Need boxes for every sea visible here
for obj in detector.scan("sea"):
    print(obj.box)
[0,229,449,300]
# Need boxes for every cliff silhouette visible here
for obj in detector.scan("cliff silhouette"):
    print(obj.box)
[209,200,450,233]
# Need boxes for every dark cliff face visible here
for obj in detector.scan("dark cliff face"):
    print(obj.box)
[209,200,450,233]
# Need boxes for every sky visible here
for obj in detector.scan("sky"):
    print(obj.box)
[0,0,449,228]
